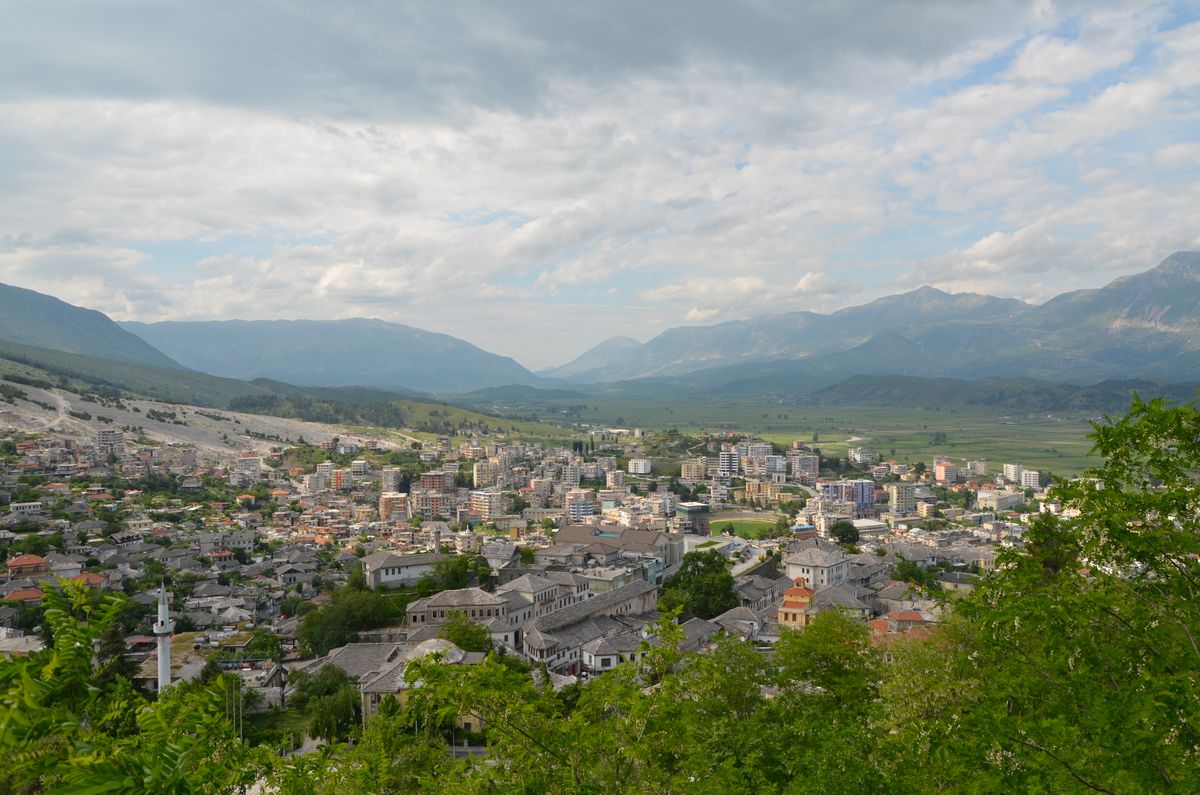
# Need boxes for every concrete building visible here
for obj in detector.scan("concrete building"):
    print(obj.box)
[564,489,597,523]
[470,489,508,521]
[848,447,873,466]
[788,452,820,483]
[96,429,125,457]
[379,492,409,521]
[934,459,958,484]
[627,458,652,475]
[887,483,917,515]
[717,446,739,478]
[380,467,403,493]
[679,458,708,482]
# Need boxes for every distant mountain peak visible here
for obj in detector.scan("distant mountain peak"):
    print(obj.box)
[1152,250,1200,277]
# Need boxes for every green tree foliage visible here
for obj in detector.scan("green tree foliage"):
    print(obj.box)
[0,581,265,793]
[298,586,404,657]
[828,520,859,545]
[658,550,738,620]
[436,611,493,653]
[879,395,1200,792]
[415,554,491,596]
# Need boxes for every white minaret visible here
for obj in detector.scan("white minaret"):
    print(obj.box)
[151,584,174,694]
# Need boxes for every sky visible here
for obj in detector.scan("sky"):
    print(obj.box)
[1,1,1199,370]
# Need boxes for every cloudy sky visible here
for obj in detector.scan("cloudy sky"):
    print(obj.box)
[2,1,1199,369]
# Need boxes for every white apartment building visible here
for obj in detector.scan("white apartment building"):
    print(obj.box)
[717,447,740,478]
[1020,470,1041,489]
[1003,463,1023,483]
[848,447,873,466]
[627,458,652,475]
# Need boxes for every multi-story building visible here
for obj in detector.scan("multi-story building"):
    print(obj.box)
[746,443,773,460]
[1003,463,1023,484]
[351,459,370,476]
[934,459,958,484]
[473,460,499,488]
[680,458,708,483]
[848,447,873,466]
[977,489,1025,511]
[966,460,988,477]
[717,446,740,478]
[1020,470,1041,489]
[331,469,353,491]
[96,429,125,457]
[887,483,917,515]
[378,492,409,521]
[783,541,850,589]
[627,458,652,475]
[788,452,820,483]
[410,490,455,519]
[419,470,456,492]
[675,502,711,535]
[565,488,597,523]
[470,489,509,521]
[818,479,875,515]
[561,465,581,488]
[380,467,404,493]
[605,470,626,487]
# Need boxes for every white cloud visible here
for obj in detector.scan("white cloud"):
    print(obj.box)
[0,2,1195,368]
[685,307,721,322]
[792,271,840,295]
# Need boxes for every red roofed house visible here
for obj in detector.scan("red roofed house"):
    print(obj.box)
[71,571,109,590]
[6,554,49,577]
[777,578,816,631]
[4,587,44,605]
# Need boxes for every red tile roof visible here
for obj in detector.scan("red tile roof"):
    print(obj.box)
[4,587,44,603]
[6,553,47,569]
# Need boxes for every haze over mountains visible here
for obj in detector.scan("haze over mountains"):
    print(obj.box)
[120,319,534,394]
[554,251,1200,387]
[0,252,1197,398]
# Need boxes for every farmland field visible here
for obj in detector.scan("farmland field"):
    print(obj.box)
[464,394,1105,476]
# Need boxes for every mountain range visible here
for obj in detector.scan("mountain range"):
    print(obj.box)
[552,251,1200,386]
[1,252,1198,396]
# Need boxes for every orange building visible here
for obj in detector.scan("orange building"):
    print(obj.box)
[777,578,815,630]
